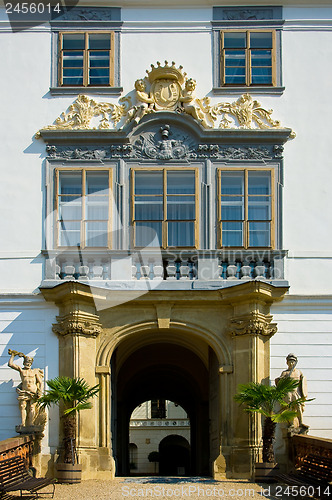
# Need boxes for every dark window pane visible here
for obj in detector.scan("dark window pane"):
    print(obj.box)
[250,32,272,49]
[220,173,244,195]
[89,68,110,77]
[86,172,109,194]
[63,34,85,50]
[86,221,108,247]
[225,50,246,67]
[63,53,84,68]
[88,34,111,50]
[59,221,81,247]
[59,200,82,221]
[135,197,163,220]
[135,172,163,195]
[251,50,272,66]
[248,197,271,220]
[63,68,84,77]
[248,172,271,195]
[249,222,270,247]
[167,171,195,194]
[86,197,109,220]
[63,77,84,85]
[225,69,246,84]
[167,196,195,220]
[168,221,195,247]
[89,55,110,68]
[224,32,246,48]
[221,202,244,221]
[59,173,82,195]
[135,222,162,247]
[222,221,243,247]
[89,78,110,85]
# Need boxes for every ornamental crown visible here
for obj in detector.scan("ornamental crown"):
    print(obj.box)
[146,60,187,85]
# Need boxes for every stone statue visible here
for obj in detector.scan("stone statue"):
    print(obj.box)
[180,78,211,129]
[8,349,44,428]
[121,79,155,128]
[275,353,309,434]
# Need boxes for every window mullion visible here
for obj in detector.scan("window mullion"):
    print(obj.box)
[244,170,248,249]
[59,33,63,86]
[56,169,60,247]
[84,33,89,87]
[82,169,86,248]
[163,169,167,249]
[246,31,251,87]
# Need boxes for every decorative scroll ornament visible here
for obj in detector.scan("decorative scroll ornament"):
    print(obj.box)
[53,311,102,337]
[36,62,295,137]
[36,94,131,137]
[229,311,277,337]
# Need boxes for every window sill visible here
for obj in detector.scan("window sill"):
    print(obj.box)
[212,86,285,95]
[50,86,123,96]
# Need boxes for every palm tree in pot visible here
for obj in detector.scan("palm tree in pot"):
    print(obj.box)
[234,377,310,480]
[38,376,99,482]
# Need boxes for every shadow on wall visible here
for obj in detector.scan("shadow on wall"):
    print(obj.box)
[0,308,59,444]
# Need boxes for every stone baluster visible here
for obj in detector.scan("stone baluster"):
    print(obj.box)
[131,264,138,280]
[226,262,238,280]
[140,265,151,280]
[179,261,190,280]
[218,264,224,279]
[55,264,61,280]
[240,263,252,280]
[153,264,164,280]
[91,265,103,280]
[254,262,266,279]
[63,265,75,280]
[166,261,177,280]
[78,265,89,281]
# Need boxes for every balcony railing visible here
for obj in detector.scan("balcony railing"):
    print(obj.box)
[43,249,286,285]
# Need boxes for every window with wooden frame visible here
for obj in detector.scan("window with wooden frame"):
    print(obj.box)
[218,168,274,248]
[59,32,114,87]
[131,168,198,249]
[56,169,112,248]
[220,30,276,87]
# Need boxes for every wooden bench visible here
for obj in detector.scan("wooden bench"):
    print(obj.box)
[276,454,332,499]
[0,456,55,498]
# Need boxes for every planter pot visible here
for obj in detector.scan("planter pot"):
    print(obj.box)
[254,462,279,483]
[55,463,82,484]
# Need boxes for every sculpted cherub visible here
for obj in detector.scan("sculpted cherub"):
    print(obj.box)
[179,78,211,129]
[121,79,155,128]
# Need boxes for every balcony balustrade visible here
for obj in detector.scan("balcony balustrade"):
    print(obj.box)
[43,250,286,286]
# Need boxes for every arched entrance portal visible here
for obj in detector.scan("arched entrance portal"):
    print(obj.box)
[159,435,191,476]
[112,339,214,476]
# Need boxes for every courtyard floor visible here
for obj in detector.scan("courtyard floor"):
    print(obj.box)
[44,476,315,500]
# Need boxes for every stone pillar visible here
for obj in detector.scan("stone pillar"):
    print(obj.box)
[229,310,277,477]
[41,283,114,479]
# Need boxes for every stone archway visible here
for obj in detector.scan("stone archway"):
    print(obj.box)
[112,339,212,476]
[41,280,288,480]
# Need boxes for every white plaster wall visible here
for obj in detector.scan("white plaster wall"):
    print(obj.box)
[271,298,332,439]
[0,297,59,450]
[0,6,331,293]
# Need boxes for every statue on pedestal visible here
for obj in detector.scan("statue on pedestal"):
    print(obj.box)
[8,349,44,429]
[275,353,309,434]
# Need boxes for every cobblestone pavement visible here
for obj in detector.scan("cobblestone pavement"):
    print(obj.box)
[40,476,323,500]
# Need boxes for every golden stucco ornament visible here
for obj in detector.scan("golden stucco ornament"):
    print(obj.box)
[36,61,295,138]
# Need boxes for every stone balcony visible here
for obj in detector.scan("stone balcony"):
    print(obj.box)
[42,249,288,290]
